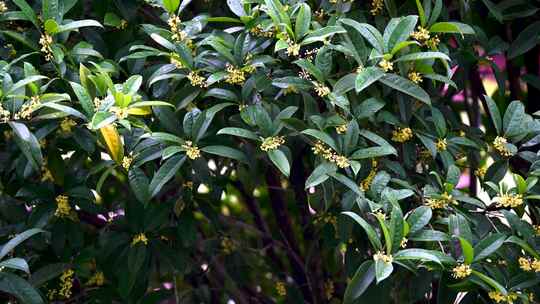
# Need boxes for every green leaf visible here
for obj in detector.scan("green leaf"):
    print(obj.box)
[226,0,246,17]
[374,258,393,283]
[473,234,505,262]
[149,155,186,198]
[163,0,180,13]
[379,74,430,104]
[480,0,503,23]
[503,100,525,137]
[508,21,540,59]
[394,51,450,62]
[7,75,48,95]
[394,249,442,265]
[295,3,311,39]
[0,258,30,274]
[201,145,247,163]
[12,0,39,28]
[99,124,124,164]
[342,212,383,250]
[505,236,539,259]
[339,19,384,53]
[305,162,336,188]
[429,22,475,35]
[9,122,43,171]
[383,15,418,53]
[44,19,59,34]
[389,205,404,254]
[416,0,426,26]
[0,228,45,260]
[267,149,290,177]
[56,20,103,33]
[129,168,150,205]
[471,271,507,295]
[343,261,375,304]
[302,26,345,45]
[302,129,338,151]
[356,67,384,93]
[407,206,432,234]
[217,127,259,141]
[350,146,397,160]
[457,237,474,264]
[0,273,44,304]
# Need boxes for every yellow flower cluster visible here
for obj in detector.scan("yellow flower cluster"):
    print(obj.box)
[311,140,350,168]
[132,233,149,246]
[41,163,54,182]
[221,237,235,255]
[378,59,393,72]
[275,281,287,296]
[182,141,201,159]
[436,138,447,151]
[225,64,247,85]
[39,33,54,61]
[0,103,10,123]
[408,71,423,84]
[59,269,74,299]
[488,291,519,304]
[122,155,133,170]
[324,280,334,300]
[187,71,207,88]
[475,167,486,179]
[425,36,440,49]
[373,210,386,221]
[118,19,128,30]
[260,136,285,152]
[411,26,430,42]
[391,127,413,143]
[493,136,513,157]
[0,1,7,13]
[87,271,105,286]
[93,97,104,109]
[249,25,275,38]
[518,256,540,272]
[400,238,408,248]
[54,195,77,220]
[109,106,129,119]
[451,263,472,279]
[360,160,378,191]
[534,225,540,236]
[335,124,348,134]
[425,192,457,209]
[60,118,77,133]
[373,251,393,264]
[313,81,330,97]
[286,40,301,57]
[15,96,41,120]
[370,0,384,15]
[168,16,189,43]
[170,53,184,69]
[496,193,523,208]
[314,214,338,226]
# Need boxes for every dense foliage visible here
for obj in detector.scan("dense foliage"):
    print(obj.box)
[1,0,540,303]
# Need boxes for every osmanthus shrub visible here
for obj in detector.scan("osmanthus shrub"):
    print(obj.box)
[0,0,539,303]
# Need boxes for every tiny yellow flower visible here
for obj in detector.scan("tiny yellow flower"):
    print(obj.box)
[39,33,54,61]
[451,263,472,279]
[519,256,533,272]
[275,281,286,296]
[378,59,393,72]
[131,233,149,246]
[122,156,133,170]
[87,271,105,286]
[391,127,413,143]
[0,1,7,13]
[187,71,207,88]
[260,136,285,152]
[425,35,440,49]
[496,193,523,208]
[475,167,486,179]
[182,141,201,160]
[493,136,513,157]
[16,96,41,120]
[54,195,74,219]
[436,138,447,152]
[533,225,540,236]
[324,280,334,300]
[332,154,350,168]
[410,26,430,42]
[286,41,301,57]
[408,71,423,84]
[225,64,246,85]
[0,104,11,123]
[58,269,74,299]
[109,106,129,119]
[221,237,235,255]
[373,251,393,263]
[60,118,77,133]
[370,0,384,15]
[313,82,331,97]
[335,124,348,134]
[170,53,184,69]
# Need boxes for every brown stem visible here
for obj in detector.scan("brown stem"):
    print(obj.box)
[265,167,313,303]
